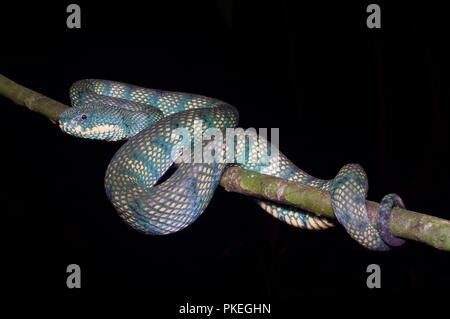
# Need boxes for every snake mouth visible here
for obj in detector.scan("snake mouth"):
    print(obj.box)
[59,122,125,141]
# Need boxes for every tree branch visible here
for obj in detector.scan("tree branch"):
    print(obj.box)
[1,73,449,251]
[220,166,450,251]
[0,74,67,120]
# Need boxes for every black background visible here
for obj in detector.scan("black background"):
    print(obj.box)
[1,0,449,307]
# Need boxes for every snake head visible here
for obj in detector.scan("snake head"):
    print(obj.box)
[58,104,127,141]
[58,104,162,141]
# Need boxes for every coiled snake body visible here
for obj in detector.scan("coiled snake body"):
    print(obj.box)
[59,79,405,251]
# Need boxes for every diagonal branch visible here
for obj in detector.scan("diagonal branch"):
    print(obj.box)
[220,166,450,251]
[1,73,449,251]
[0,74,67,120]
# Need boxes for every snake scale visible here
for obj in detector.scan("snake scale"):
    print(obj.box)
[58,79,405,251]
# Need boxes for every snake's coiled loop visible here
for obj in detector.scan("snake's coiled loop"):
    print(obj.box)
[330,164,405,251]
[378,194,406,247]
[58,79,405,251]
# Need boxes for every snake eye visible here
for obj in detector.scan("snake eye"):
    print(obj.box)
[80,114,87,120]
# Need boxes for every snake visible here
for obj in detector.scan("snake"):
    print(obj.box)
[58,79,405,251]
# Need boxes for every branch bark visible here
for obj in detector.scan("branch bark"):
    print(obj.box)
[1,73,449,251]
[0,74,67,120]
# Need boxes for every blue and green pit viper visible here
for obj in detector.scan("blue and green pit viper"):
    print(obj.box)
[58,79,406,251]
